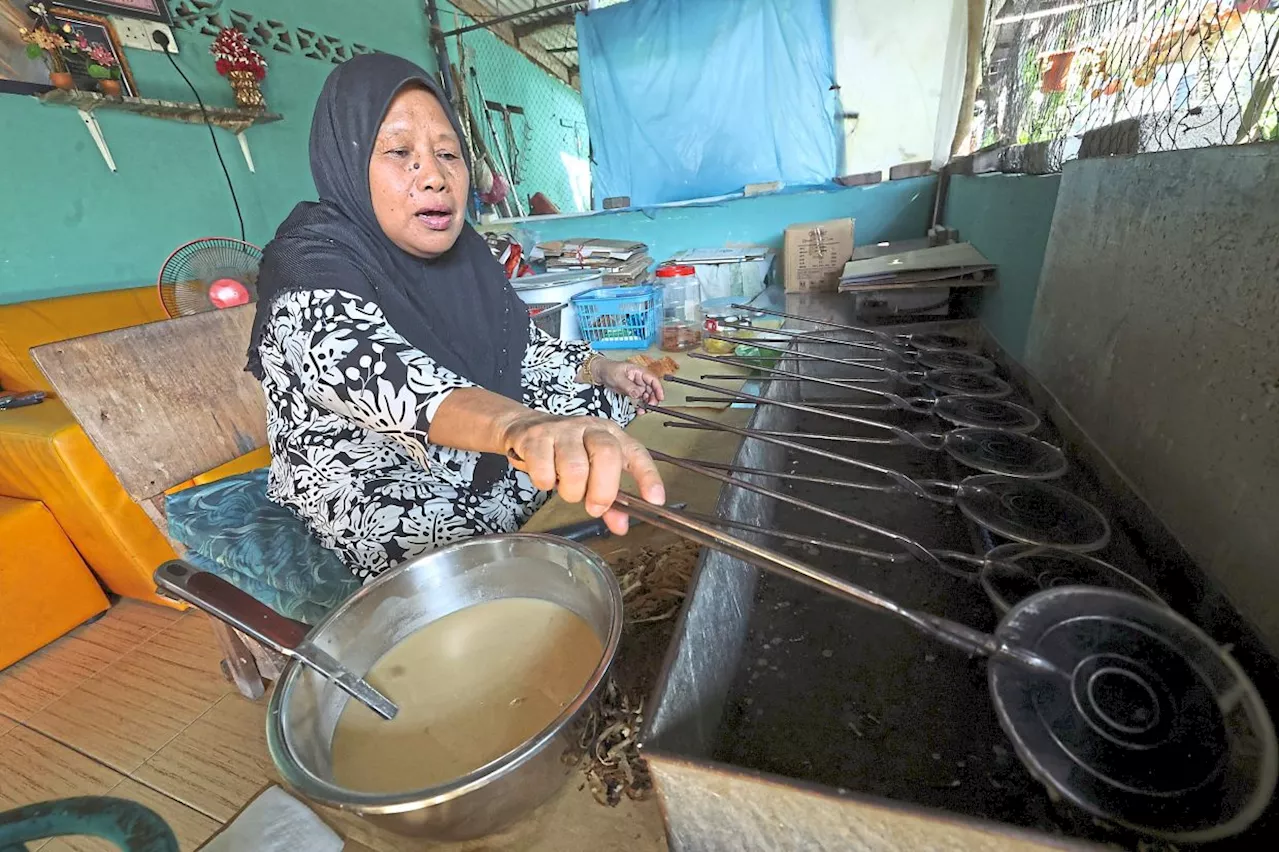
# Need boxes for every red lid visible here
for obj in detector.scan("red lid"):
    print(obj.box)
[656,264,696,278]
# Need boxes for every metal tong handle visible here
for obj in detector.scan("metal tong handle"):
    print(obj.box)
[729,303,912,346]
[651,452,971,578]
[610,494,1063,679]
[704,333,929,385]
[720,319,921,363]
[153,561,399,720]
[643,403,948,503]
[665,376,945,451]
[690,352,935,415]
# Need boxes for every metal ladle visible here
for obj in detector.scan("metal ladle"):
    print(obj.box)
[661,376,1067,479]
[154,562,399,720]
[608,491,1277,843]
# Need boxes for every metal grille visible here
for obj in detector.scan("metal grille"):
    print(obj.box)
[968,0,1279,171]
[441,1,593,214]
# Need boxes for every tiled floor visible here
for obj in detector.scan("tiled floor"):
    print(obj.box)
[0,601,224,851]
[1,599,667,851]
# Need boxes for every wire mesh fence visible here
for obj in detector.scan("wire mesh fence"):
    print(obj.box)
[967,0,1278,171]
[439,2,591,216]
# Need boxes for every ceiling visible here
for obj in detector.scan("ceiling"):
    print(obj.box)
[454,0,632,85]
[472,0,585,68]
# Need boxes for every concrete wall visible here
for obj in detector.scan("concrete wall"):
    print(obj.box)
[944,173,1061,361]
[489,178,937,268]
[1025,144,1278,647]
[832,0,966,175]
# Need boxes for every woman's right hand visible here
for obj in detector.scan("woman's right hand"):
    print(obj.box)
[501,413,665,535]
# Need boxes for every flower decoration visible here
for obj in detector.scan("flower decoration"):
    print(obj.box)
[210,27,267,81]
[18,3,78,73]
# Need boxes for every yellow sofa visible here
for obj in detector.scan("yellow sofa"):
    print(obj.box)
[0,287,182,608]
[1,496,111,668]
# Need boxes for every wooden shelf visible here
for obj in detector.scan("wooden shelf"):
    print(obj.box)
[38,90,281,173]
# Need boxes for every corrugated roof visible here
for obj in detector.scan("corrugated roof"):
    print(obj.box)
[465,0,631,71]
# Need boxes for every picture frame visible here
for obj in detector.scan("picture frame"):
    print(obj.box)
[50,5,138,97]
[49,1,170,25]
[1,1,52,94]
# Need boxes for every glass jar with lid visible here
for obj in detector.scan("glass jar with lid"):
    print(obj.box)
[656,264,703,352]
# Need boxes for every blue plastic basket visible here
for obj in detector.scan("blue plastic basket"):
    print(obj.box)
[570,285,660,350]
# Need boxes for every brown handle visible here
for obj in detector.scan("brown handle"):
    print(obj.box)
[154,560,309,652]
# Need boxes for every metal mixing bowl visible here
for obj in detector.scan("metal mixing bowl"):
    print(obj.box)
[265,534,623,841]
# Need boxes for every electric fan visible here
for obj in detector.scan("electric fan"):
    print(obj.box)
[157,238,263,318]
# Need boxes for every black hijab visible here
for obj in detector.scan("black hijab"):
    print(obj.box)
[248,53,529,488]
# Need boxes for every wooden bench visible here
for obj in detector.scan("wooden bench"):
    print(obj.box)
[32,305,283,699]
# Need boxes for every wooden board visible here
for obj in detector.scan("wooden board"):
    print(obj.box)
[31,304,265,502]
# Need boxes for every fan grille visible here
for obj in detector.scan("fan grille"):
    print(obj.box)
[158,238,263,318]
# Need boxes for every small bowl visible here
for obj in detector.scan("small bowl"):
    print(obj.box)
[266,534,623,841]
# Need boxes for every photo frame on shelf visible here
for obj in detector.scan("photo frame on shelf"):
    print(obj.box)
[2,1,52,94]
[49,1,170,24]
[50,6,138,97]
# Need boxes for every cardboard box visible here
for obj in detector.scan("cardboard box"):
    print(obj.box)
[783,218,854,293]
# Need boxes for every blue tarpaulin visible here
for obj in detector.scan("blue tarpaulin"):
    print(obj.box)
[576,0,839,209]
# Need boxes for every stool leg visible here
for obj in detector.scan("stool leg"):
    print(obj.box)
[239,631,287,681]
[207,615,264,700]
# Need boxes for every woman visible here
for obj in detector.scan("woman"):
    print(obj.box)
[247,54,666,582]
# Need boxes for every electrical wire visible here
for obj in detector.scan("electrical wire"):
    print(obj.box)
[155,32,246,242]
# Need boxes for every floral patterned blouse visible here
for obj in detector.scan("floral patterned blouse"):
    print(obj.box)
[255,288,635,581]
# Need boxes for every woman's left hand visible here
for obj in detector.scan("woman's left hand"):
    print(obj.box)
[596,359,664,406]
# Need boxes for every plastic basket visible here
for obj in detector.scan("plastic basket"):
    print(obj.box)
[570,285,660,350]
[527,302,568,338]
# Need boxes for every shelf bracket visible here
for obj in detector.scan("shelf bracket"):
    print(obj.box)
[236,132,256,173]
[78,109,116,172]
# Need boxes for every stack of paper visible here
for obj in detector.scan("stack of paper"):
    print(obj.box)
[539,238,653,285]
[839,242,996,291]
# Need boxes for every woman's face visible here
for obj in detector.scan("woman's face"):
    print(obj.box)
[369,86,468,259]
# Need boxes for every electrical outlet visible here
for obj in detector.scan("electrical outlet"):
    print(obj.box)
[111,16,177,53]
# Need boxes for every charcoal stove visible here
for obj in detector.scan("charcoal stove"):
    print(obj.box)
[638,292,1278,851]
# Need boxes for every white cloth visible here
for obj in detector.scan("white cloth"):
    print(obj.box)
[198,786,343,852]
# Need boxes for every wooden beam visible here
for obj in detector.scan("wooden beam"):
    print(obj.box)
[513,9,575,40]
[445,0,578,89]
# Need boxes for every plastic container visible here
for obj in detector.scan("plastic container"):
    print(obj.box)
[527,302,569,338]
[656,264,703,352]
[666,248,775,301]
[701,296,747,355]
[511,271,604,340]
[570,285,661,350]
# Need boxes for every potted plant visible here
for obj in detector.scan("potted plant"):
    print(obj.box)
[83,39,123,96]
[18,4,77,90]
[210,27,268,109]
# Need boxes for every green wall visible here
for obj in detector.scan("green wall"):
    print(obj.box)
[943,173,1062,360]
[0,1,435,305]
[0,0,589,305]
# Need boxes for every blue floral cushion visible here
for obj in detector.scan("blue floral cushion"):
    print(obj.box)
[165,468,360,624]
[177,550,336,626]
